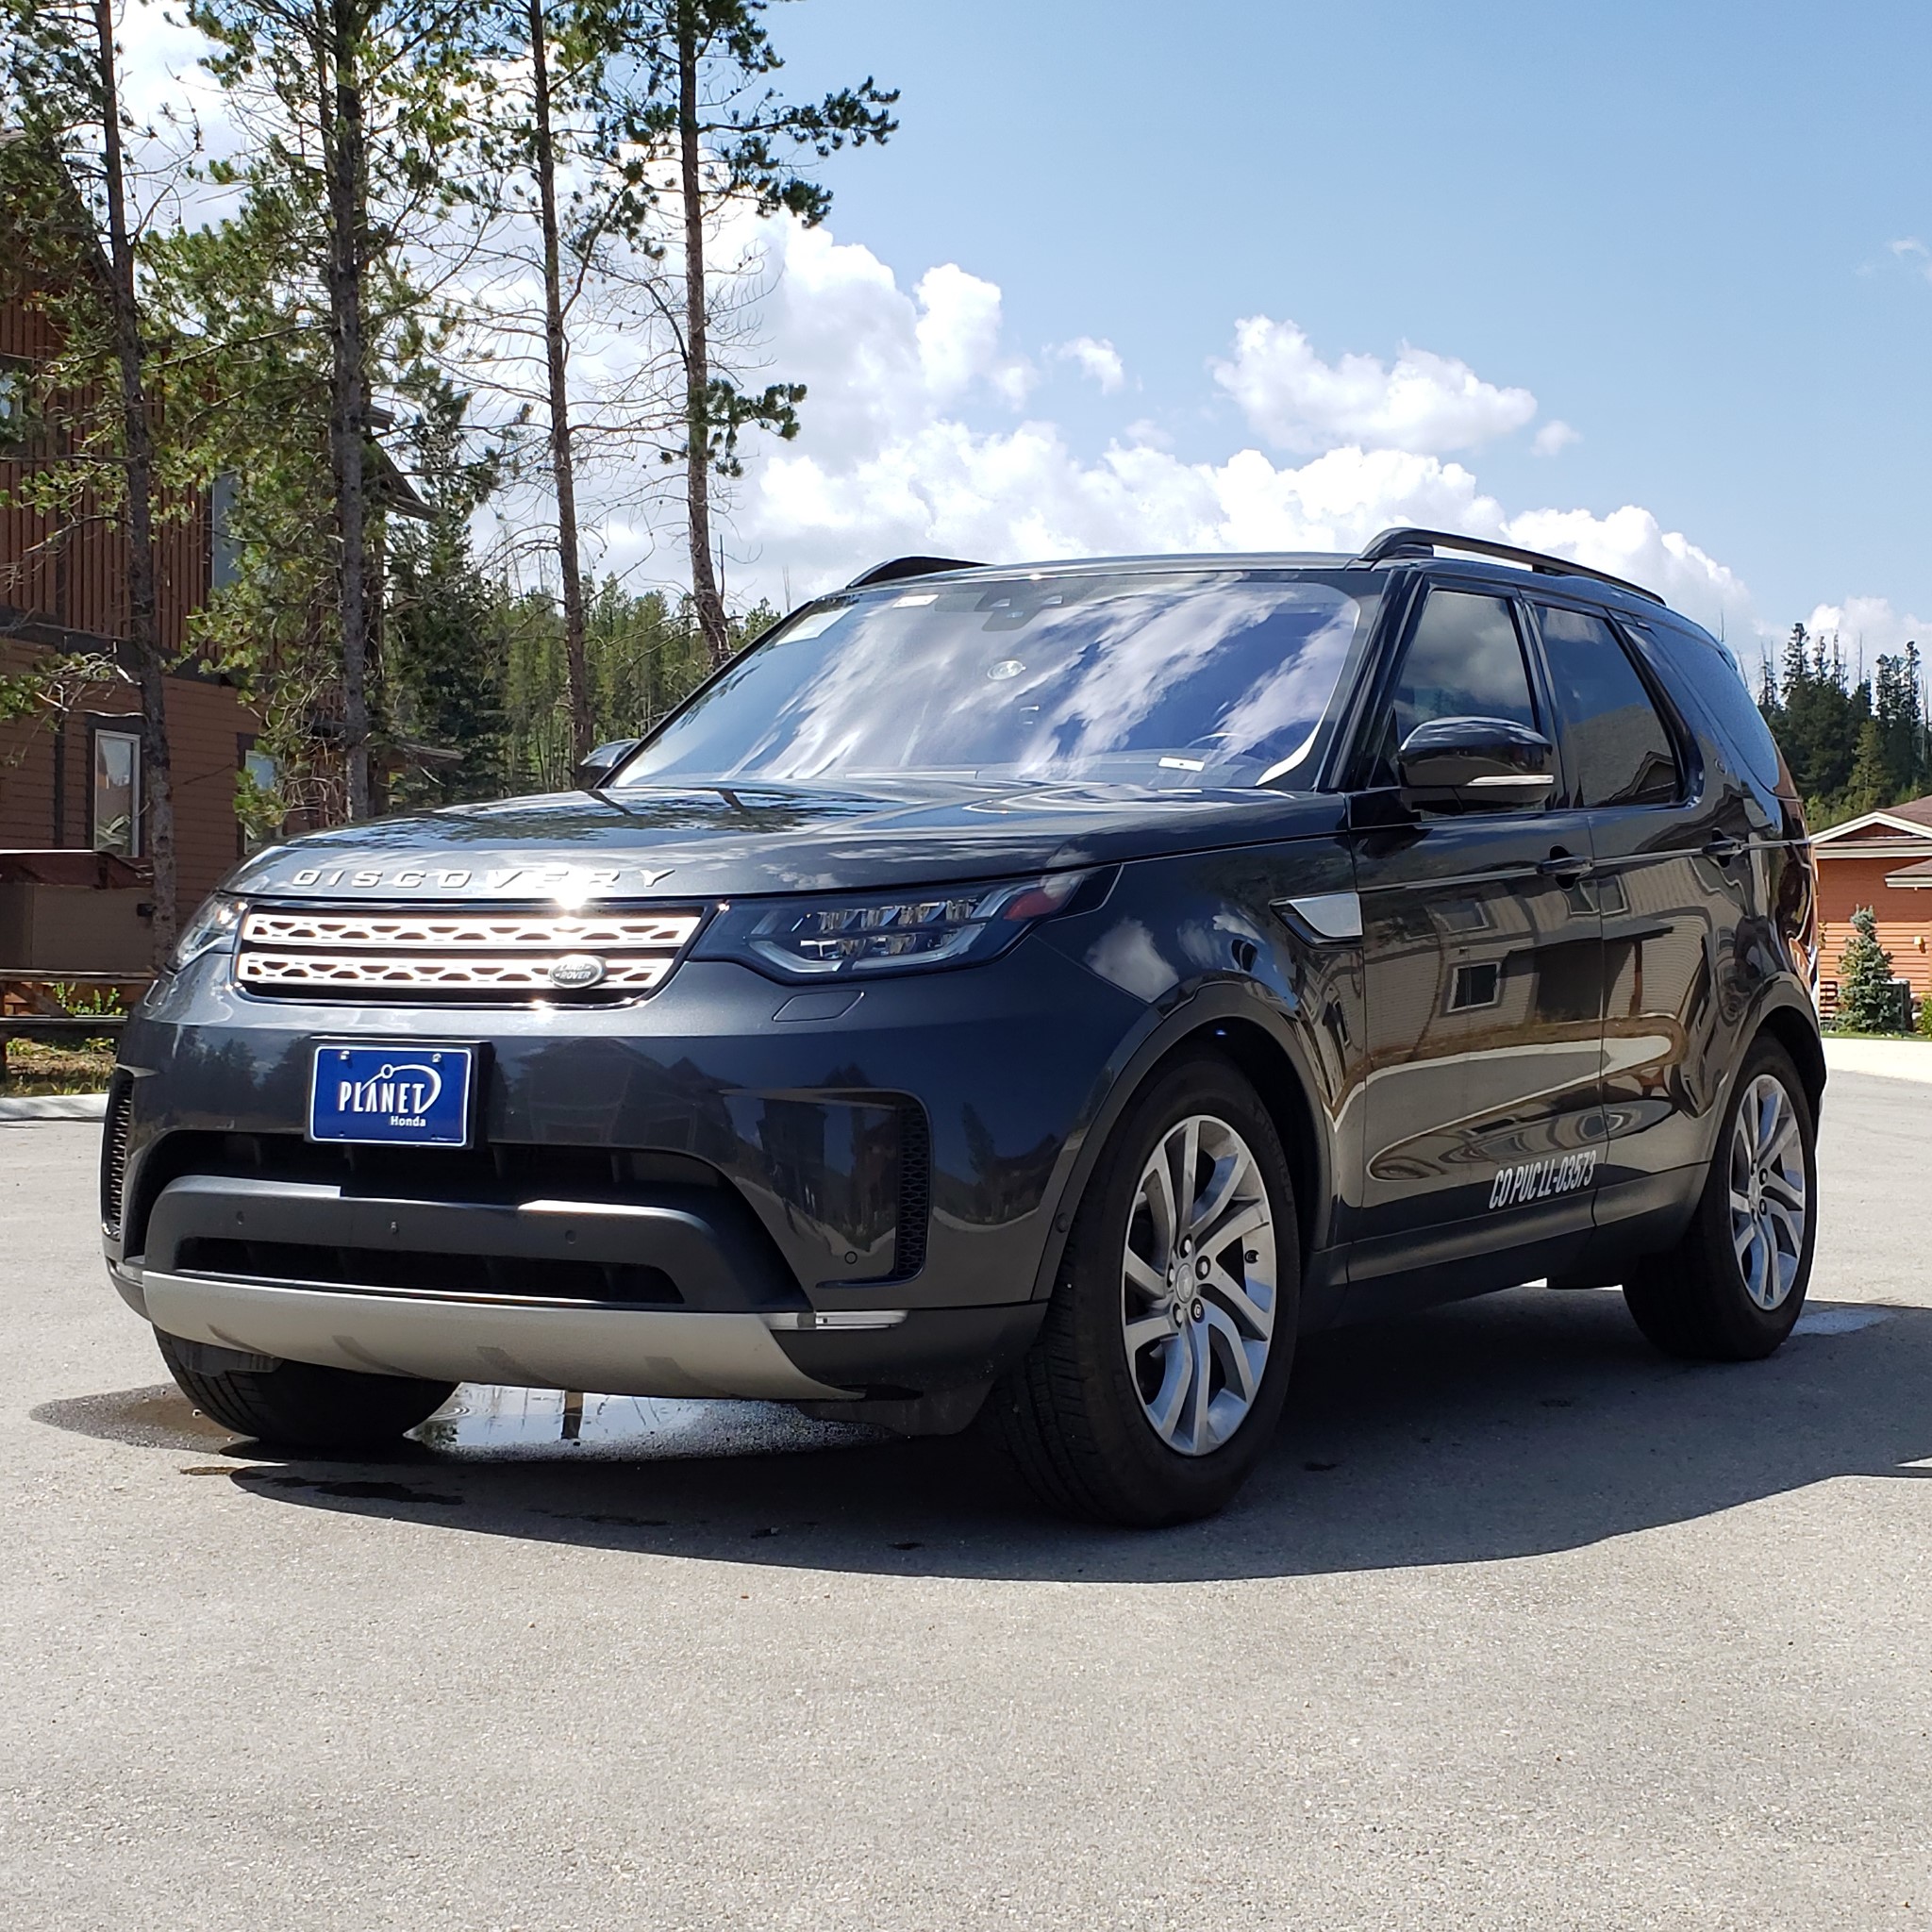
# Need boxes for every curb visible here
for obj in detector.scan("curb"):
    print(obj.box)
[0,1091,108,1123]
[1822,1037,1932,1089]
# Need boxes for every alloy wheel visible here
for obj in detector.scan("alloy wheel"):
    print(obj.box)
[1120,1112,1277,1456]
[1728,1073,1807,1311]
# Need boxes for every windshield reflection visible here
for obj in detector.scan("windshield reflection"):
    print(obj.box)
[621,573,1370,791]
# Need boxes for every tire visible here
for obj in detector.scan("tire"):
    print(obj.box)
[155,1328,455,1451]
[991,1052,1300,1526]
[1622,1038,1817,1361]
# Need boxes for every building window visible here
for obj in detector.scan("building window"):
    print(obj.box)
[0,358,25,446]
[211,471,241,589]
[92,727,142,858]
[237,734,280,856]
[1447,960,1502,1012]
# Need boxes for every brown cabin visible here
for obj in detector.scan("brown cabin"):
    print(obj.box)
[1809,796,1932,1018]
[1,272,261,958]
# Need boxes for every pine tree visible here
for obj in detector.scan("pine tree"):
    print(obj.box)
[625,0,896,665]
[1836,906,1899,1033]
[385,375,508,807]
[1845,717,1890,816]
[186,0,492,820]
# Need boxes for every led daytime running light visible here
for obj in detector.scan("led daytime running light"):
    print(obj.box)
[743,873,1088,977]
[168,893,245,973]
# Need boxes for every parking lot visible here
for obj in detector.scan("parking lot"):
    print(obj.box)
[4,1064,1930,1931]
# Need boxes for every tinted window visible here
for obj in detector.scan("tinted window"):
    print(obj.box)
[1535,605,1681,807]
[1666,625,1785,795]
[1366,591,1538,782]
[620,574,1371,790]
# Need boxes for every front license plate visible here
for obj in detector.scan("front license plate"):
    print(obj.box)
[309,1042,474,1147]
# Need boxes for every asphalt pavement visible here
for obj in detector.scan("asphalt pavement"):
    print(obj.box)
[3,1068,1930,1930]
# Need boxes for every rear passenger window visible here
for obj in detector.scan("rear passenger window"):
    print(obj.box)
[1366,591,1539,783]
[1672,629,1786,796]
[1535,605,1682,807]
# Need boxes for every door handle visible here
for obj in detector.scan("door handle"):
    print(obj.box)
[1538,853,1593,884]
[1705,836,1745,865]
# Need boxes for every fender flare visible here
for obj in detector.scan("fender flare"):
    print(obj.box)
[1024,979,1336,1302]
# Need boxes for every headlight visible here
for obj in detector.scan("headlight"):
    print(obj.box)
[168,893,244,973]
[696,872,1102,980]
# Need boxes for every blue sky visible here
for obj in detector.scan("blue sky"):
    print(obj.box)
[760,0,1932,658]
[117,0,1932,660]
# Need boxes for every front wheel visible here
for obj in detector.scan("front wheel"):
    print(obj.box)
[991,1053,1299,1526]
[1622,1039,1818,1360]
[156,1329,455,1451]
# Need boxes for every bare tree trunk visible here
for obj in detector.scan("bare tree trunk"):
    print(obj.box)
[92,0,175,958]
[326,0,374,820]
[530,0,593,761]
[677,10,729,667]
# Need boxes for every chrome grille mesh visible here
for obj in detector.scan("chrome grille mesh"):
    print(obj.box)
[236,907,702,1001]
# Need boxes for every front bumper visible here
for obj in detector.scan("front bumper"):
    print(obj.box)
[114,1257,1041,1402]
[108,928,1141,1400]
[135,1267,859,1398]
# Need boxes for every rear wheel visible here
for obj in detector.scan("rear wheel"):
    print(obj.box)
[991,1054,1299,1525]
[156,1329,455,1451]
[1622,1039,1816,1360]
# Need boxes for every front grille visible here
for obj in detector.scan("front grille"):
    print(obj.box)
[236,906,703,1002]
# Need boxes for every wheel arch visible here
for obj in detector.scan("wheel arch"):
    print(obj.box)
[1026,986,1335,1302]
[1752,995,1827,1120]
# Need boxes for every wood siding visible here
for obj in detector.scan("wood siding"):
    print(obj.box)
[2,283,257,919]
[0,639,256,909]
[1,294,210,658]
[1815,851,1932,1012]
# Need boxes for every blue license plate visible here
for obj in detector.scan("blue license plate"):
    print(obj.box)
[309,1043,475,1147]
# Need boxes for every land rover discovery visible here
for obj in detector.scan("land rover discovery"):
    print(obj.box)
[103,527,1823,1524]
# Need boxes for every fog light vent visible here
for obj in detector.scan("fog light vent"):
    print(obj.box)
[894,1101,930,1279]
[101,1070,133,1239]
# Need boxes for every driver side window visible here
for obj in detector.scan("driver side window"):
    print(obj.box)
[1364,590,1541,787]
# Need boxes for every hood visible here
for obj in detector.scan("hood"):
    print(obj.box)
[227,779,1346,904]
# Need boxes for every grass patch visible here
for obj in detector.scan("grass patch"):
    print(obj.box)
[0,1038,117,1098]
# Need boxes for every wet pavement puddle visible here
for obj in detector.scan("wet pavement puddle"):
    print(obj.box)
[1792,1305,1895,1337]
[409,1386,876,1461]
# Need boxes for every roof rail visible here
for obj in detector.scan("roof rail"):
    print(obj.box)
[846,555,985,590]
[1353,526,1666,607]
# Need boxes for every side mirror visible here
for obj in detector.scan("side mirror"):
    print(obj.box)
[1397,716,1556,811]
[575,738,641,791]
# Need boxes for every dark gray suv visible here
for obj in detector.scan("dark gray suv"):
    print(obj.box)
[106,527,1822,1524]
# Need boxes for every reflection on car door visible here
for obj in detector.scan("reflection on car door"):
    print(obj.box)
[1347,588,1606,1298]
[1530,600,1751,1219]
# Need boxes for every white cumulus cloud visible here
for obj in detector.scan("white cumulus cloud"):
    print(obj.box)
[1209,316,1539,457]
[1532,420,1581,457]
[912,263,1035,407]
[1055,336,1126,393]
[707,217,1744,633]
[1801,596,1932,658]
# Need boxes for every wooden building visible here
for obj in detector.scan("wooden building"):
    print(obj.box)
[1,254,261,941]
[1810,797,1932,1016]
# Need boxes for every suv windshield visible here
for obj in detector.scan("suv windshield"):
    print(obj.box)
[618,571,1372,790]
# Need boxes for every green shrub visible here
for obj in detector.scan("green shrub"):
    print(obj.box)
[1836,908,1902,1033]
